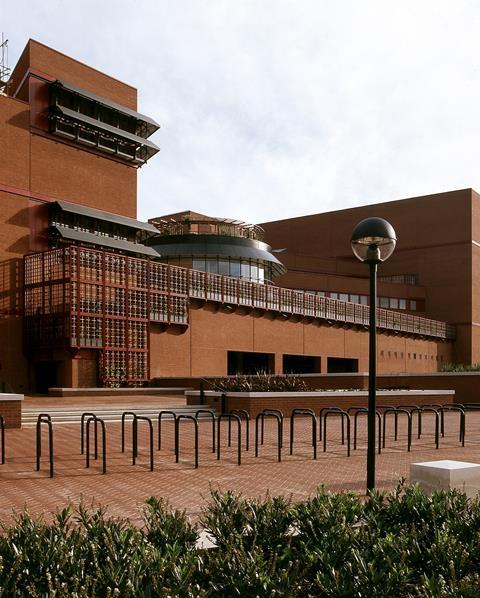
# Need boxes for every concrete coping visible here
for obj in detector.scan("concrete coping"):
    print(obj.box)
[0,393,24,401]
[186,389,455,398]
[411,460,480,498]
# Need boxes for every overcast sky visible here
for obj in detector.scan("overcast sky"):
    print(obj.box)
[4,1,480,224]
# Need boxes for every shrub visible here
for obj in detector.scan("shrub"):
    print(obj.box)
[1,486,480,595]
[441,362,480,372]
[211,372,308,392]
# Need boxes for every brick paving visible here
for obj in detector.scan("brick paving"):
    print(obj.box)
[0,401,477,524]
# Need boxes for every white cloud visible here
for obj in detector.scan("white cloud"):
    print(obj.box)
[4,0,480,223]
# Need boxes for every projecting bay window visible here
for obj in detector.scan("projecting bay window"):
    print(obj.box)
[48,80,160,165]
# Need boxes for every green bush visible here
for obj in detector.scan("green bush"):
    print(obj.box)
[2,486,480,595]
[441,362,480,372]
[211,372,308,392]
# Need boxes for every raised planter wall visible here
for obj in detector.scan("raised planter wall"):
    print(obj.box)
[186,390,454,418]
[155,372,480,405]
[0,394,23,428]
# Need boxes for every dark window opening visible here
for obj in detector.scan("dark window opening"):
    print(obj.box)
[327,357,358,373]
[283,354,320,374]
[227,351,274,375]
[34,361,59,393]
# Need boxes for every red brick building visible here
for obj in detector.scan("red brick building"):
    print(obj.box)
[0,40,462,392]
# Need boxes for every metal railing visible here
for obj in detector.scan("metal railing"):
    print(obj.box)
[24,248,455,345]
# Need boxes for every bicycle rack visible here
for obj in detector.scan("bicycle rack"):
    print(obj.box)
[439,405,465,446]
[175,415,199,468]
[230,409,250,451]
[121,411,137,453]
[221,392,227,415]
[36,413,54,478]
[396,404,422,438]
[351,408,382,454]
[195,409,216,453]
[157,410,178,451]
[217,413,242,465]
[382,408,412,452]
[133,416,154,471]
[323,409,351,456]
[85,416,106,474]
[199,380,205,405]
[255,410,282,462]
[80,412,97,456]
[259,409,284,448]
[319,407,346,444]
[411,407,440,449]
[289,408,317,459]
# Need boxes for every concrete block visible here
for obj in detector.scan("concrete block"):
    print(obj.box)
[411,460,480,498]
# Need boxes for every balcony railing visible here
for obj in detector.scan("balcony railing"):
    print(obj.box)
[24,247,455,347]
[188,269,455,340]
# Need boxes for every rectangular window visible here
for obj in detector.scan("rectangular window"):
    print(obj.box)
[327,357,359,373]
[192,258,206,271]
[399,299,406,310]
[330,292,338,300]
[339,293,348,302]
[380,297,389,308]
[410,300,417,310]
[227,351,274,375]
[360,295,368,305]
[241,261,250,279]
[390,297,398,309]
[206,259,218,274]
[230,261,241,277]
[350,294,359,304]
[218,260,230,276]
[283,354,320,374]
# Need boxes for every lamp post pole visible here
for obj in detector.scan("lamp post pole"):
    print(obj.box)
[351,218,396,494]
[367,257,378,492]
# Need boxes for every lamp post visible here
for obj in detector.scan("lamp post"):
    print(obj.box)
[351,217,396,492]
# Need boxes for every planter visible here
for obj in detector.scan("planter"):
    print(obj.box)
[0,394,23,428]
[185,389,455,417]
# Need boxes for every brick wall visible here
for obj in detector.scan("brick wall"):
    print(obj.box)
[187,391,454,418]
[0,398,23,428]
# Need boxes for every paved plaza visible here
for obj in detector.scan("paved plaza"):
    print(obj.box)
[0,394,477,524]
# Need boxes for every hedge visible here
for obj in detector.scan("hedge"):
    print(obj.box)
[1,484,480,596]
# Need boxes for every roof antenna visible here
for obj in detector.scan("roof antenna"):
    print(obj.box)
[0,33,10,94]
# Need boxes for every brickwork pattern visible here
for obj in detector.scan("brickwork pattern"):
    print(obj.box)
[0,406,475,524]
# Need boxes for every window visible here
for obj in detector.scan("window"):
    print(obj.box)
[399,299,406,310]
[410,300,417,310]
[227,351,274,375]
[330,292,338,300]
[360,295,368,305]
[350,294,359,304]
[218,260,229,276]
[230,261,241,278]
[206,259,218,274]
[241,261,250,280]
[327,357,358,373]
[339,293,348,302]
[192,258,205,271]
[380,297,389,308]
[283,354,320,374]
[390,297,398,309]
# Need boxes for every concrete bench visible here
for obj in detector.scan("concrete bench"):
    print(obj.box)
[410,460,480,498]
